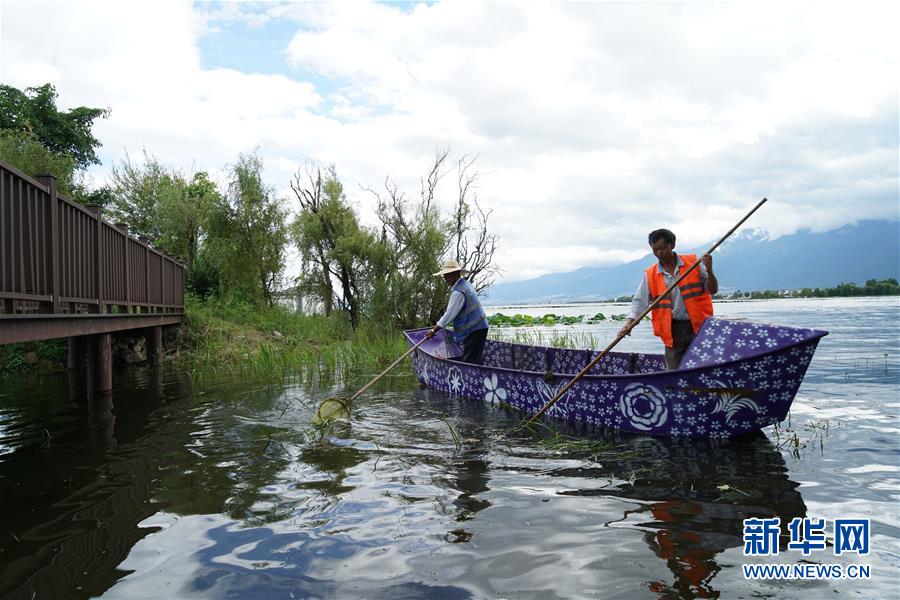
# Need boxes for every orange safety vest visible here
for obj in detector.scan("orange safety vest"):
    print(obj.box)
[646,254,713,348]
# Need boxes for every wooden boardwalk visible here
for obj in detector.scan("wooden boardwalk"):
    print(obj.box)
[0,160,184,388]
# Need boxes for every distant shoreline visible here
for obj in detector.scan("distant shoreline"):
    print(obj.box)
[486,293,899,311]
[485,279,900,309]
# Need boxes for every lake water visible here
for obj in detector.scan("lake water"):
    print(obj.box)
[0,297,898,598]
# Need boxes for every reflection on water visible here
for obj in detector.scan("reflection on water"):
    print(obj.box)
[586,434,806,598]
[0,297,897,598]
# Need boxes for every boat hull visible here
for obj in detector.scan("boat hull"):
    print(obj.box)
[405,318,827,438]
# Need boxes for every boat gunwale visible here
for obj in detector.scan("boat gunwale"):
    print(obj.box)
[403,322,828,382]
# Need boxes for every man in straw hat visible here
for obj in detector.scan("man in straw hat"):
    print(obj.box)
[425,260,490,364]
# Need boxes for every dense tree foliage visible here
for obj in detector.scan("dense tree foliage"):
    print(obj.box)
[0,83,108,169]
[157,171,219,284]
[0,83,109,201]
[107,152,221,288]
[0,128,78,192]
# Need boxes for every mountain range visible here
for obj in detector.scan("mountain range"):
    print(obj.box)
[485,219,900,305]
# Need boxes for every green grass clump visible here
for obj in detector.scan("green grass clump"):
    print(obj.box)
[0,339,68,374]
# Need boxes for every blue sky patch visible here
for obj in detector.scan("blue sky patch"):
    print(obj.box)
[197,12,296,77]
[196,6,347,111]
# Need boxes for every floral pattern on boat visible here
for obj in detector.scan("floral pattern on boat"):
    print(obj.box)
[405,317,827,438]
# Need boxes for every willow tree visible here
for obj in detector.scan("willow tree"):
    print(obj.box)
[364,153,448,327]
[365,149,500,327]
[446,153,500,294]
[108,150,169,241]
[206,153,288,304]
[292,151,501,329]
[156,171,219,284]
[291,164,374,328]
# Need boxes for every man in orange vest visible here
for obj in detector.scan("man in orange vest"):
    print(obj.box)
[618,229,718,369]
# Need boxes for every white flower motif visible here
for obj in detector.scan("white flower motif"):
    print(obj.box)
[447,366,463,394]
[483,373,508,404]
[619,383,669,431]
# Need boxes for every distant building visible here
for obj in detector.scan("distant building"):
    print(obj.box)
[272,287,322,315]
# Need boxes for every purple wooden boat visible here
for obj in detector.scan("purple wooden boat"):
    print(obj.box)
[405,317,827,438]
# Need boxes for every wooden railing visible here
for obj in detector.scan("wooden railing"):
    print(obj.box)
[0,160,184,315]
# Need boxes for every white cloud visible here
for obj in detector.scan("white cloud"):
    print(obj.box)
[1,0,896,284]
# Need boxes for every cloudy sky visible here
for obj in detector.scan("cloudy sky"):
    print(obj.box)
[2,1,897,283]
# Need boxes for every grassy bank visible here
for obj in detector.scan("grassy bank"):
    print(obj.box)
[173,296,409,383]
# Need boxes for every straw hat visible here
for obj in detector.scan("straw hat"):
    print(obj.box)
[432,259,466,277]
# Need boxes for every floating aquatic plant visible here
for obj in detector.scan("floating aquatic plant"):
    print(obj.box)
[487,312,634,328]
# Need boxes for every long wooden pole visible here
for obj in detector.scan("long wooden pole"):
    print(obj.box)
[526,197,768,425]
[348,335,429,402]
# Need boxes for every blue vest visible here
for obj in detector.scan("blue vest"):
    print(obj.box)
[450,278,489,341]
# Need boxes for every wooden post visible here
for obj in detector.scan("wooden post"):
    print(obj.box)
[35,174,60,313]
[115,223,130,313]
[67,367,86,405]
[148,325,163,365]
[87,392,117,450]
[93,332,112,392]
[160,255,166,313]
[68,335,89,370]
[140,236,150,313]
[68,336,79,370]
[86,205,102,313]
